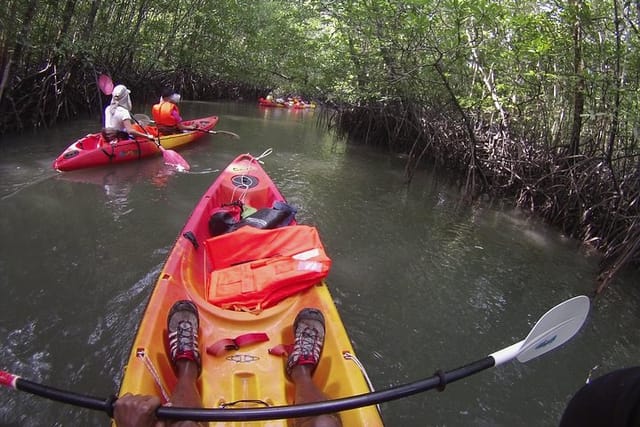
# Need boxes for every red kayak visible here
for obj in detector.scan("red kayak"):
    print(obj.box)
[258,97,288,108]
[53,115,218,172]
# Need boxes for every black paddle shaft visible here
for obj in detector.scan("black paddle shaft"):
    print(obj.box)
[13,357,494,422]
[155,357,496,422]
[16,377,113,415]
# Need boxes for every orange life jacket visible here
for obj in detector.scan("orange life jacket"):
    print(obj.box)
[151,101,178,126]
[204,225,331,312]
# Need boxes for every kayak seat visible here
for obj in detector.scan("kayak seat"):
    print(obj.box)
[77,134,104,150]
[208,201,297,237]
[208,203,243,237]
[204,225,331,312]
[101,128,130,142]
[230,201,296,231]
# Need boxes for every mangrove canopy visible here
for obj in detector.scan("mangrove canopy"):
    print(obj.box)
[2,0,640,292]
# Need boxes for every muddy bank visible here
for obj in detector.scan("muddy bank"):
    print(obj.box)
[322,101,640,294]
[0,67,264,134]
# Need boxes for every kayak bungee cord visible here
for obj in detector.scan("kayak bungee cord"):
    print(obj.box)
[343,351,381,413]
[344,351,376,393]
[228,148,273,205]
[253,148,273,163]
[0,296,589,422]
[136,348,170,403]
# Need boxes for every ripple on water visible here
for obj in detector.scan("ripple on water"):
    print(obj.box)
[91,263,164,388]
[2,102,639,427]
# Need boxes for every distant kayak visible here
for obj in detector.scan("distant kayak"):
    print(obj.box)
[52,116,218,172]
[258,98,288,108]
[258,97,316,109]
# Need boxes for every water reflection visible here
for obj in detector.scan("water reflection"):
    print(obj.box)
[0,102,639,427]
[257,105,316,122]
[54,160,180,220]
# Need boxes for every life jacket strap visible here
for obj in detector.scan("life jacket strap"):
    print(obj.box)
[205,332,270,356]
[267,344,294,357]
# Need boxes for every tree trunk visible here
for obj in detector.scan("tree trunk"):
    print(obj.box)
[569,0,585,157]
[606,0,621,164]
[1,0,39,103]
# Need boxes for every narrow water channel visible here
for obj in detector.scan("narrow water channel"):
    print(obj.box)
[0,101,639,426]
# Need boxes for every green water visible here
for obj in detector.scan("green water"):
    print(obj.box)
[1,101,639,426]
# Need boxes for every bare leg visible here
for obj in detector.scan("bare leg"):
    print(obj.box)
[289,365,342,427]
[166,360,203,427]
[166,300,204,427]
[287,308,342,427]
[170,360,201,407]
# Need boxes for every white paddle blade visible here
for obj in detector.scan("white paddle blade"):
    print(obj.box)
[133,114,154,126]
[516,295,590,363]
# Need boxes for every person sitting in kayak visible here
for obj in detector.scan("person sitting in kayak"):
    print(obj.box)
[151,88,197,135]
[113,301,341,427]
[102,84,155,144]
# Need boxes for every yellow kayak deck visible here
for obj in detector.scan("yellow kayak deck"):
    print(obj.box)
[118,154,384,426]
[157,116,219,149]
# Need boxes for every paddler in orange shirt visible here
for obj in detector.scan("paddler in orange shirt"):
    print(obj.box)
[151,88,197,135]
